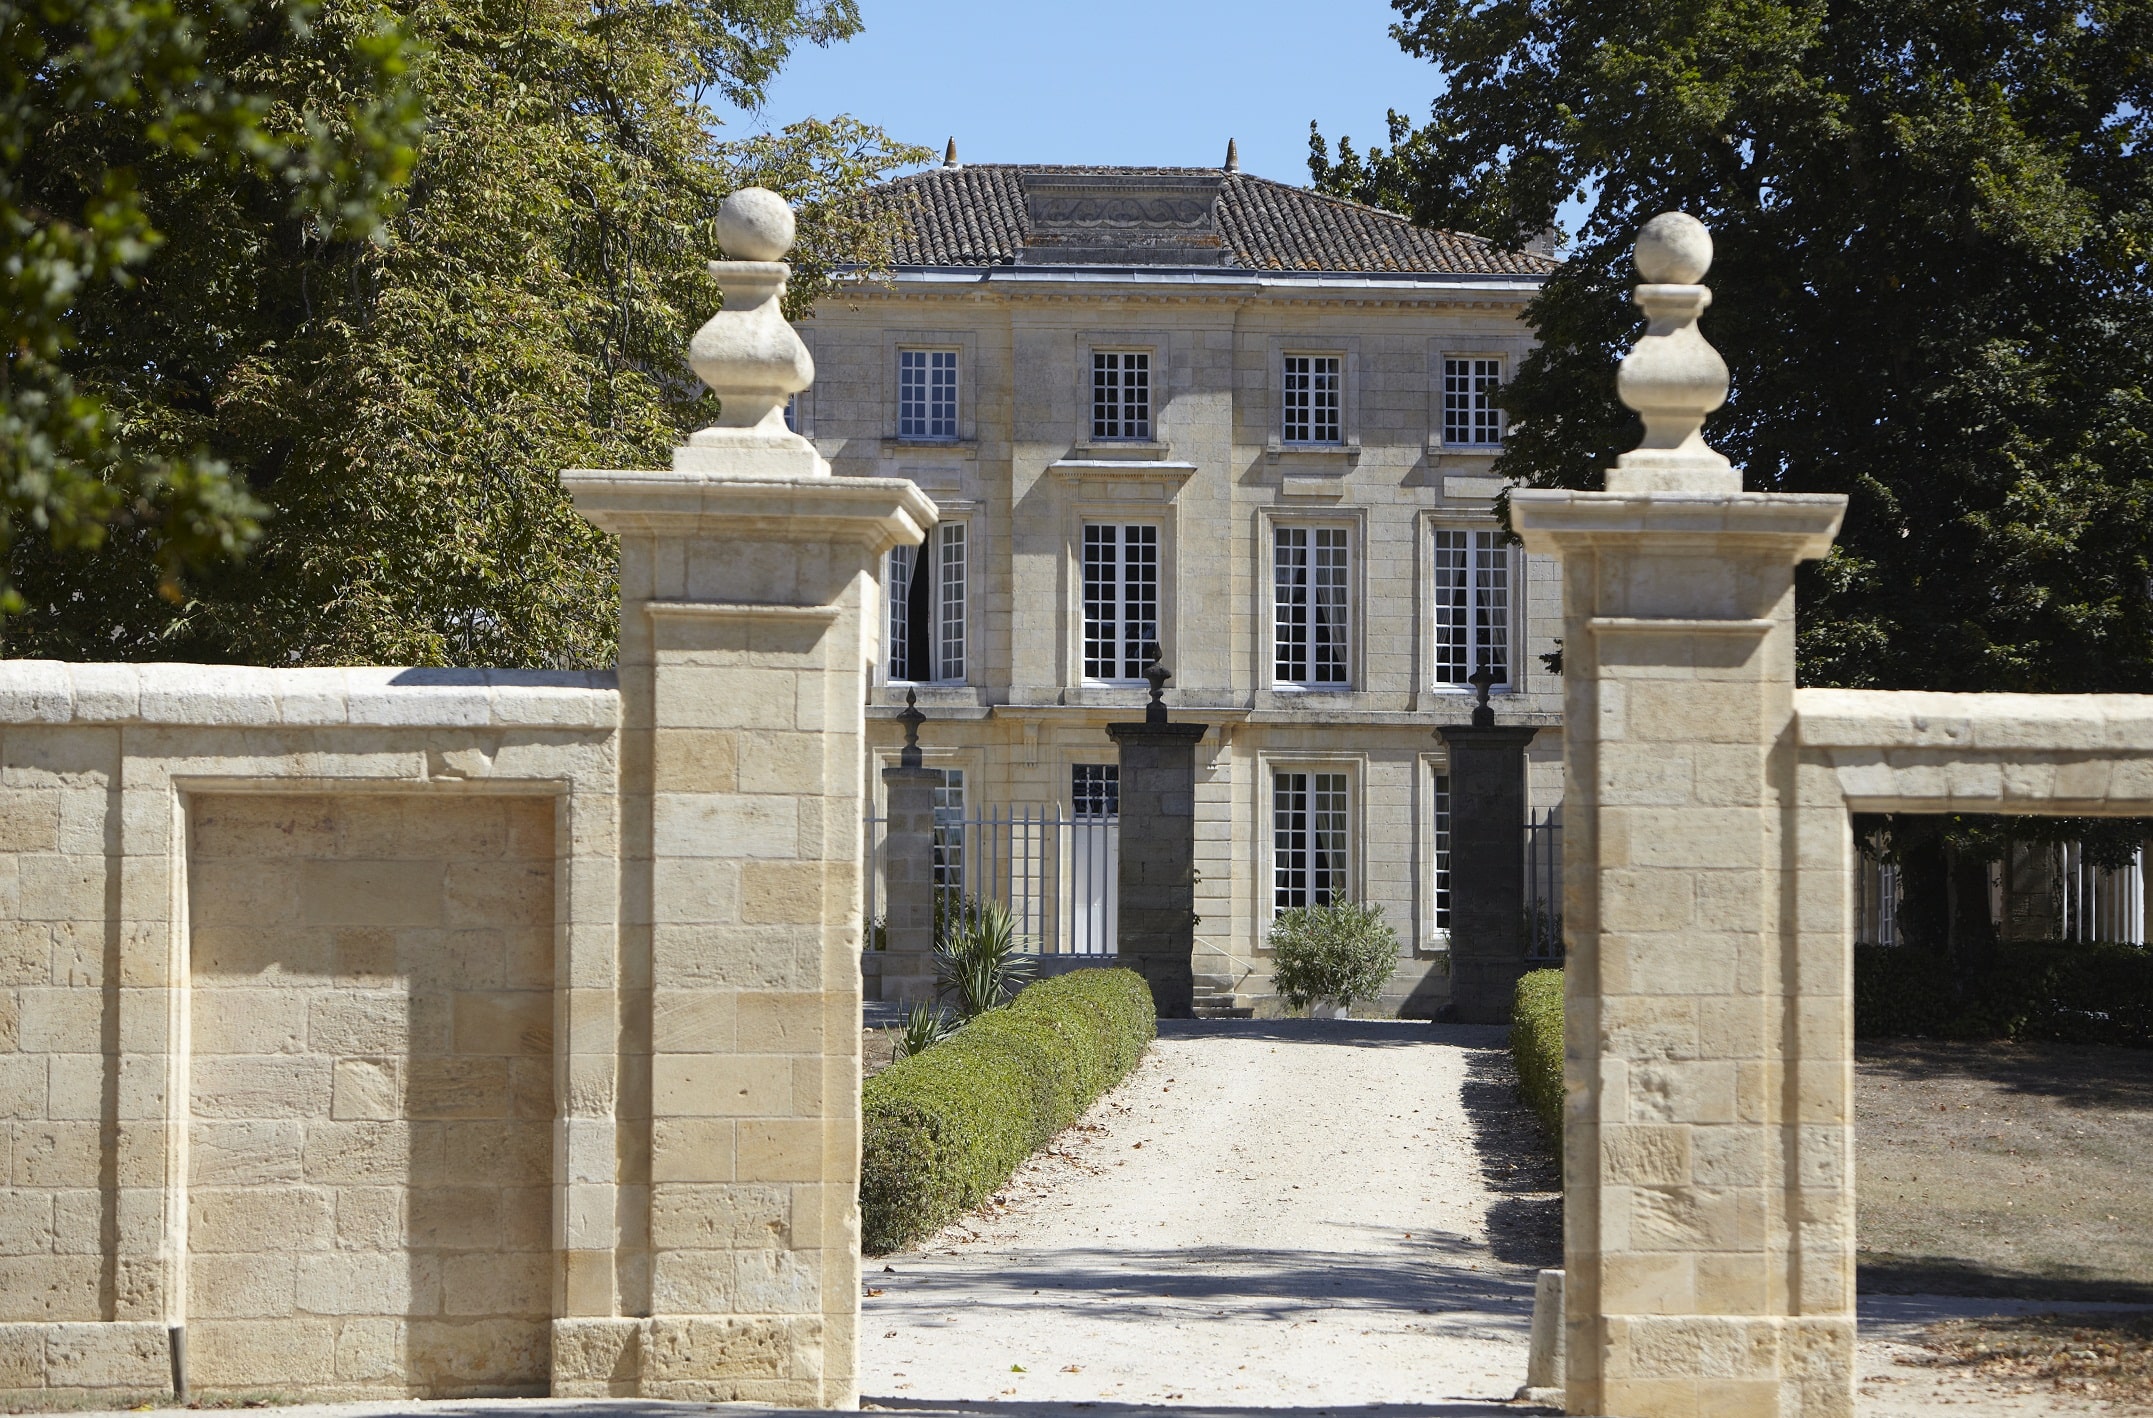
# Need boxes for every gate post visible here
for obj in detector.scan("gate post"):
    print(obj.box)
[879,693,941,1006]
[1511,215,1851,1418]
[1437,675,1538,1023]
[1106,659,1206,1018]
[561,190,933,1405]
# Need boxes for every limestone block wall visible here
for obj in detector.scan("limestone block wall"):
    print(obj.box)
[0,664,619,1407]
[185,793,556,1396]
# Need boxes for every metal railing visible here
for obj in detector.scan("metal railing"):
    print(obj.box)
[865,805,1119,955]
[1525,807,1563,962]
[1854,837,2145,945]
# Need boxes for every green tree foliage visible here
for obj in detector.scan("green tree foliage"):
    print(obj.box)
[3,0,421,611]
[1311,3,2153,934]
[8,0,927,666]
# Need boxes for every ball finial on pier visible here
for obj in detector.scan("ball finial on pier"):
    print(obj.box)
[715,187,797,262]
[1634,211,1712,284]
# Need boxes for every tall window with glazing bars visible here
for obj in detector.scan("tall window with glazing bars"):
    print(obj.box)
[1082,523,1159,681]
[1281,354,1341,444]
[1273,526,1349,686]
[1092,351,1150,440]
[1274,770,1348,911]
[1442,357,1502,446]
[898,349,958,438]
[1432,528,1510,687]
[886,522,965,683]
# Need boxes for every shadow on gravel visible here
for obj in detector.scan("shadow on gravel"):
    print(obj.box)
[1456,1044,1561,1271]
[875,1242,1537,1322]
[1155,1020,1510,1049]
[1859,1253,2153,1305]
[1858,1039,2153,1111]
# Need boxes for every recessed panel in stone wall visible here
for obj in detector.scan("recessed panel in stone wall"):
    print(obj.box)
[185,793,555,1398]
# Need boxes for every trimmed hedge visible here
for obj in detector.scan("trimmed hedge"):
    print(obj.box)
[859,967,1156,1254]
[1510,968,1564,1144]
[1856,940,2153,1047]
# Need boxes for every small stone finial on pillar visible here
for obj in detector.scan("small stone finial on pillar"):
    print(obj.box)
[943,137,961,169]
[677,187,817,471]
[1609,210,1734,493]
[898,687,925,767]
[1223,137,1240,172]
[1467,664,1499,729]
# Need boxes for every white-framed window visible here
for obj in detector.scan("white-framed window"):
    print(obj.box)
[1431,771,1452,933]
[1273,769,1350,912]
[1442,358,1503,446]
[1082,523,1160,682]
[887,522,966,683]
[1072,763,1119,817]
[1091,351,1150,440]
[1281,354,1342,445]
[1433,527,1511,687]
[932,768,966,896]
[1273,525,1350,687]
[898,349,959,439]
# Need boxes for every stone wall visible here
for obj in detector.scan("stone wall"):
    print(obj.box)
[0,665,618,1407]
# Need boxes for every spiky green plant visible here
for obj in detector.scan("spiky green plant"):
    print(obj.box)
[935,900,1037,1020]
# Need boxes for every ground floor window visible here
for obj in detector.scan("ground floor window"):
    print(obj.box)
[1072,763,1119,817]
[1273,770,1349,912]
[932,768,965,896]
[1432,772,1452,933]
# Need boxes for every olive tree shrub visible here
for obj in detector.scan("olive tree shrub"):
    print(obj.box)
[1267,900,1400,1013]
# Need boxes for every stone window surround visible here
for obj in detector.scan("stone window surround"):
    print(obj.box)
[1265,334,1362,457]
[1259,507,1367,697]
[1425,337,1524,458]
[1252,750,1367,944]
[878,500,979,690]
[1073,329,1172,454]
[1416,508,1523,702]
[1063,494,1179,695]
[881,328,979,445]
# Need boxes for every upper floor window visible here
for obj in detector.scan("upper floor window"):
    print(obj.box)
[898,349,959,439]
[1281,354,1342,445]
[1091,351,1151,440]
[1443,358,1503,447]
[1274,769,1349,913]
[1273,525,1350,687]
[887,522,966,683]
[1082,523,1160,682]
[1432,528,1510,688]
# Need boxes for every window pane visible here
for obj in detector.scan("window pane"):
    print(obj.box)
[930,350,958,437]
[1433,528,1509,687]
[1091,351,1151,441]
[1273,526,1308,682]
[1312,772,1348,905]
[1121,525,1158,678]
[1432,772,1452,931]
[886,544,916,682]
[1443,357,1503,446]
[1312,528,1349,683]
[1072,764,1119,817]
[937,522,965,681]
[900,349,958,438]
[932,768,965,898]
[1473,529,1510,684]
[1273,771,1308,912]
[1282,354,1342,445]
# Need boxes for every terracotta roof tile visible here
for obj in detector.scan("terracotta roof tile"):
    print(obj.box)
[869,164,1555,277]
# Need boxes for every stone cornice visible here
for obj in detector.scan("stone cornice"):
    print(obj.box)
[563,469,937,551]
[1510,489,1845,560]
[0,663,620,729]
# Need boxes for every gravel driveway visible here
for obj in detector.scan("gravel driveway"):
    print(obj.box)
[860,1019,1553,1411]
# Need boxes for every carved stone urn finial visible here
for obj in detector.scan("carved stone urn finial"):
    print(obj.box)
[1142,642,1171,726]
[676,187,817,471]
[1610,211,1735,493]
[1467,664,1499,729]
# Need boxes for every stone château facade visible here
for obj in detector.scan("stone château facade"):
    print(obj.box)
[808,150,1567,1014]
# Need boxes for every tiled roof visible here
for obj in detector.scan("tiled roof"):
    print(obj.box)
[867,164,1557,277]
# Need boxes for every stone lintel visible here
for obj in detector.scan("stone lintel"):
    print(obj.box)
[562,469,936,552]
[1796,687,2153,754]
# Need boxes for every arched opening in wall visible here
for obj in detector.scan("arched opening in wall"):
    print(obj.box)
[1848,813,2153,1408]
[180,792,557,1400]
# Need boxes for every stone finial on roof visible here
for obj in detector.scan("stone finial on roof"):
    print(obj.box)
[943,137,961,169]
[675,187,817,468]
[1224,138,1239,173]
[1609,211,1734,493]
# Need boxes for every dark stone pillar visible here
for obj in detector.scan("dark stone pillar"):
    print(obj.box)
[1438,718,1537,1024]
[1106,659,1205,1019]
[878,692,938,1006]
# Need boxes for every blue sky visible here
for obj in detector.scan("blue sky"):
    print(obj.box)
[715,0,1444,186]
